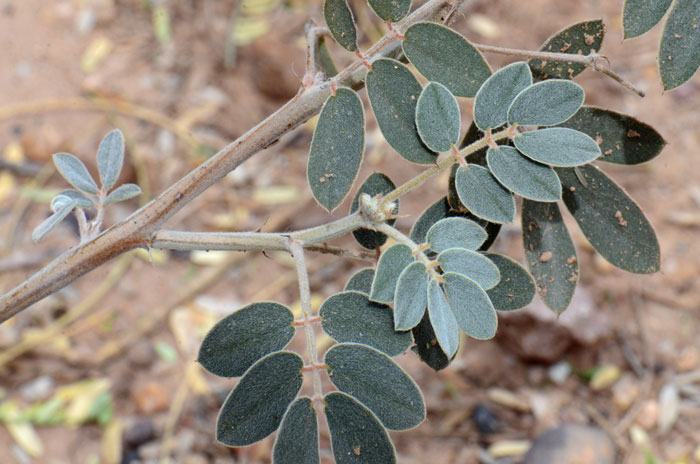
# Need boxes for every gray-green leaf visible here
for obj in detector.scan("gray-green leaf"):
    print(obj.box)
[522,200,578,314]
[486,146,562,201]
[368,0,411,22]
[345,268,375,294]
[325,343,425,430]
[350,172,398,249]
[198,302,294,378]
[32,200,76,243]
[427,279,459,357]
[366,59,436,164]
[308,88,365,212]
[273,397,319,464]
[484,253,536,311]
[57,189,94,209]
[426,217,488,253]
[53,152,99,194]
[443,273,497,340]
[455,164,515,223]
[97,129,125,191]
[50,194,75,213]
[659,0,700,90]
[394,261,429,330]
[508,80,584,127]
[473,62,533,131]
[557,165,660,274]
[325,392,396,464]
[104,183,142,205]
[370,243,414,303]
[324,0,357,51]
[513,128,601,167]
[216,352,303,446]
[315,36,338,78]
[437,248,500,290]
[402,22,492,97]
[623,0,673,38]
[415,82,461,153]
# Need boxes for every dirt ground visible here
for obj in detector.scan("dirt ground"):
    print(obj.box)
[0,0,699,463]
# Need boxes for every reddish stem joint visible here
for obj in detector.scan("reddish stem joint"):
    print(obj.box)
[355,49,372,70]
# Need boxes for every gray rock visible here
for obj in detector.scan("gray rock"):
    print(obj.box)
[524,424,615,464]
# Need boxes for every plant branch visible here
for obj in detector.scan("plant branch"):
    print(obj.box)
[372,222,440,280]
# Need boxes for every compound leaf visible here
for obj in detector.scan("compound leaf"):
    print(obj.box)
[558,106,666,165]
[474,62,533,131]
[32,200,76,243]
[529,20,605,80]
[320,291,412,356]
[455,164,516,224]
[513,128,601,167]
[443,273,497,340]
[273,397,319,464]
[412,312,451,371]
[366,59,436,164]
[426,217,487,253]
[57,189,94,209]
[345,268,375,294]
[325,343,425,430]
[324,0,357,51]
[350,172,398,249]
[623,0,673,38]
[485,253,536,311]
[198,302,295,378]
[325,392,396,464]
[522,200,578,314]
[558,165,660,273]
[486,146,561,201]
[53,153,99,194]
[427,279,459,357]
[104,183,142,205]
[308,88,365,212]
[370,243,413,303]
[217,352,303,446]
[437,248,500,290]
[659,0,700,90]
[416,82,461,153]
[394,261,429,331]
[97,129,125,191]
[403,22,491,97]
[507,80,584,127]
[368,0,411,22]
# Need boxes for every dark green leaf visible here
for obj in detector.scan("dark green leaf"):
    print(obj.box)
[324,0,357,51]
[558,106,666,165]
[366,59,436,164]
[529,20,605,80]
[325,392,396,464]
[412,311,451,371]
[443,273,497,340]
[558,165,660,273]
[522,200,578,313]
[394,261,429,330]
[486,146,561,201]
[53,152,99,194]
[315,36,338,77]
[485,253,536,311]
[320,291,412,356]
[370,243,413,303]
[455,164,516,223]
[57,189,94,209]
[416,82,461,153]
[308,88,365,211]
[513,128,601,167]
[104,183,142,205]
[325,343,425,430]
[402,22,492,97]
[623,0,673,38]
[350,172,398,249]
[32,200,76,243]
[97,129,125,191]
[426,217,487,252]
[474,62,533,131]
[198,302,295,378]
[217,352,303,446]
[273,397,319,464]
[427,279,459,357]
[507,80,584,127]
[659,0,700,90]
[345,268,376,294]
[437,248,500,290]
[368,0,411,22]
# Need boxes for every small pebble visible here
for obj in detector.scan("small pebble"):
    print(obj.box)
[547,361,571,385]
[471,403,502,435]
[19,375,54,402]
[524,424,615,464]
[123,419,157,448]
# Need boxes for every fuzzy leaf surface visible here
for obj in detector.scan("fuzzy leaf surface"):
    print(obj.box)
[426,217,487,253]
[57,189,94,209]
[368,0,411,22]
[394,262,429,331]
[32,201,76,243]
[53,153,99,194]
[324,0,357,51]
[415,82,461,153]
[486,146,561,201]
[514,128,601,167]
[623,0,673,38]
[443,273,497,340]
[412,312,451,371]
[659,0,700,90]
[350,172,397,249]
[455,164,515,224]
[104,184,142,205]
[485,253,536,311]
[473,62,533,131]
[97,129,125,190]
[273,397,319,464]
[427,279,459,357]
[507,80,584,127]
[370,243,413,303]
[345,268,375,294]
[437,248,500,290]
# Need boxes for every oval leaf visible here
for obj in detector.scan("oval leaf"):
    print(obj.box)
[325,343,425,430]
[416,82,461,153]
[97,129,125,191]
[216,352,303,446]
[198,302,295,377]
[403,22,491,97]
[32,201,76,243]
[659,0,700,90]
[345,268,375,294]
[366,59,436,164]
[484,253,536,311]
[486,146,562,201]
[57,189,94,209]
[104,183,142,205]
[557,165,660,273]
[350,172,398,249]
[308,88,365,212]
[443,273,497,340]
[508,80,584,127]
[437,248,500,290]
[320,291,412,356]
[558,106,666,165]
[426,217,488,253]
[315,36,338,78]
[325,392,396,464]
[513,128,601,167]
[427,279,459,357]
[368,0,411,22]
[273,397,319,464]
[623,0,673,38]
[474,62,533,131]
[53,153,99,194]
[522,200,578,313]
[455,164,516,223]
[324,0,357,51]
[412,311,451,371]
[370,243,414,303]
[394,261,429,331]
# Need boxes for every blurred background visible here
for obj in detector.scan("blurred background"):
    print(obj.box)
[0,0,699,463]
